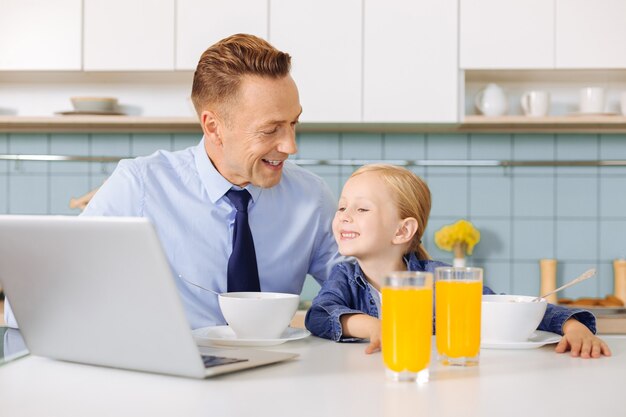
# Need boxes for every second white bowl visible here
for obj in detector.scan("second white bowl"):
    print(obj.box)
[481,294,548,343]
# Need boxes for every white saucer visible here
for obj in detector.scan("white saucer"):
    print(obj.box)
[192,326,311,347]
[481,330,562,350]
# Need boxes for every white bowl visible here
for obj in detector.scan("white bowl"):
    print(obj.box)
[218,292,299,339]
[70,97,118,112]
[481,295,547,343]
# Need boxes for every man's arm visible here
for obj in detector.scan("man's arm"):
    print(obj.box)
[81,160,144,217]
[307,179,341,283]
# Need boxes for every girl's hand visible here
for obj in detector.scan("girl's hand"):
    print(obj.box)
[364,323,381,354]
[339,313,381,354]
[556,318,611,358]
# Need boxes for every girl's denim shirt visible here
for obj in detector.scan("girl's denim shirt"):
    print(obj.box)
[305,253,596,342]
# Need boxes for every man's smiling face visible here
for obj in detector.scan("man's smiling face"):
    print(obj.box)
[207,74,302,188]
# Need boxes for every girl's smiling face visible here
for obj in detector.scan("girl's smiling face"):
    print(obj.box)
[332,172,402,261]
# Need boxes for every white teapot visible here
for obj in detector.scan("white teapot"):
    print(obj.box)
[475,83,507,116]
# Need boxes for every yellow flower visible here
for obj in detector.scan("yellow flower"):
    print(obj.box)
[434,220,480,255]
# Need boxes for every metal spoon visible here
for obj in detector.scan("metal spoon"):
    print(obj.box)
[178,274,221,296]
[532,268,597,302]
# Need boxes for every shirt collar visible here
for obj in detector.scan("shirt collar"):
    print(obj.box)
[353,261,369,289]
[404,252,417,268]
[193,136,262,204]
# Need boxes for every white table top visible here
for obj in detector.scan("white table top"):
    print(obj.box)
[1,334,625,417]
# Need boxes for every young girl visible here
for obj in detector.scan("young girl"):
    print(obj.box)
[305,164,611,358]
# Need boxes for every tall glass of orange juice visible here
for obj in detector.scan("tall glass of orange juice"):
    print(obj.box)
[435,267,482,366]
[382,271,433,383]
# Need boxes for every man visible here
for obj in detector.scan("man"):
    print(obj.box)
[4,34,340,330]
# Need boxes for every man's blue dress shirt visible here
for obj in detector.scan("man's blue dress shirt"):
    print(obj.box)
[4,138,339,330]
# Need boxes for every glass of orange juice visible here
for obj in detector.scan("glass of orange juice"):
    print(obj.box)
[435,267,482,366]
[382,271,433,383]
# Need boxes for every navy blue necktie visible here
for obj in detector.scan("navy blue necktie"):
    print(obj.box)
[226,189,261,292]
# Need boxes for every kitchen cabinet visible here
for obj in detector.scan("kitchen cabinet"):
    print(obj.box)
[460,0,554,69]
[363,0,458,123]
[83,0,175,71]
[556,0,626,68]
[269,0,362,122]
[175,0,268,70]
[0,0,81,70]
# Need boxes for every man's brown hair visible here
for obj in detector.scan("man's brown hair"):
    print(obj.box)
[191,33,292,117]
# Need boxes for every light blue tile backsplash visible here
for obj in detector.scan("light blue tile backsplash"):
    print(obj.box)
[469,175,511,217]
[513,134,555,176]
[0,175,7,213]
[469,134,512,176]
[600,177,626,217]
[50,175,90,215]
[2,132,626,301]
[91,134,132,176]
[0,134,8,173]
[471,219,511,261]
[513,219,555,260]
[426,133,468,175]
[600,135,626,175]
[131,134,173,157]
[599,220,626,260]
[50,134,90,174]
[8,175,49,214]
[512,176,555,217]
[556,134,599,176]
[511,262,541,296]
[556,176,598,218]
[555,220,598,261]
[383,133,426,160]
[478,261,511,293]
[9,134,48,174]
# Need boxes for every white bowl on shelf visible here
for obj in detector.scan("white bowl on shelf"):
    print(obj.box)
[70,97,118,113]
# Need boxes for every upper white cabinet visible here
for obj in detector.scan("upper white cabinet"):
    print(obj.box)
[269,0,362,122]
[176,0,268,70]
[84,0,175,71]
[364,0,458,123]
[460,0,554,69]
[0,0,81,70]
[556,0,626,68]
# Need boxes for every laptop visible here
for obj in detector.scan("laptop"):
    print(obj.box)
[0,215,297,378]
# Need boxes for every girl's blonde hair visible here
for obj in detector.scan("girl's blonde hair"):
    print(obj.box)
[350,164,431,260]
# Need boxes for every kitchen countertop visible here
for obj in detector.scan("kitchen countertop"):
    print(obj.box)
[0,329,624,417]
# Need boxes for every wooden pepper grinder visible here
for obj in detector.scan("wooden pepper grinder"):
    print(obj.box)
[613,259,626,304]
[540,259,558,304]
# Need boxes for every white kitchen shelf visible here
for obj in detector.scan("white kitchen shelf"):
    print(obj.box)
[0,116,201,133]
[1,115,626,134]
[463,115,626,133]
[0,116,458,133]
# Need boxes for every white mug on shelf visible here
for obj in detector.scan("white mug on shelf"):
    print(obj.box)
[579,87,605,114]
[475,83,507,117]
[520,91,550,117]
[621,91,626,116]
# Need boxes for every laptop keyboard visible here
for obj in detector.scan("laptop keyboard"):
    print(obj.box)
[201,354,248,368]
